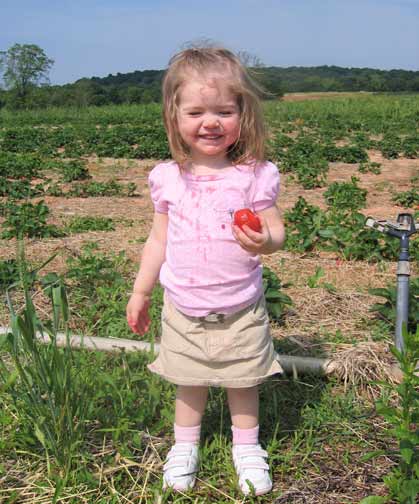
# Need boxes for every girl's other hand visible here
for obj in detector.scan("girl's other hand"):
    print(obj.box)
[126,292,151,335]
[231,213,272,255]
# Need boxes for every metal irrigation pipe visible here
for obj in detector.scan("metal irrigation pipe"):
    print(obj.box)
[366,212,419,352]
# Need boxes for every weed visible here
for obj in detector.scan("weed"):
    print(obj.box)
[0,242,95,481]
[360,327,419,504]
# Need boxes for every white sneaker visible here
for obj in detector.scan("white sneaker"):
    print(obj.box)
[162,443,199,491]
[232,444,272,496]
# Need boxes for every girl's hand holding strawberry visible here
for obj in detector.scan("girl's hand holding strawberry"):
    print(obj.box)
[126,292,151,335]
[232,212,272,255]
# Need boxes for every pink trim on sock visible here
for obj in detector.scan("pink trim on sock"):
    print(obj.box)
[232,424,259,445]
[174,423,201,444]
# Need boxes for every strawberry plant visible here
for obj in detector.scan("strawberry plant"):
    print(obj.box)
[262,266,293,322]
[359,161,382,174]
[402,135,419,158]
[294,155,329,189]
[0,152,43,178]
[284,197,408,261]
[324,176,367,212]
[1,200,64,239]
[379,134,403,159]
[323,143,368,163]
[63,215,115,234]
[369,279,419,333]
[0,259,19,290]
[0,178,35,199]
[392,189,419,208]
[67,180,136,197]
[60,160,91,182]
[284,197,328,252]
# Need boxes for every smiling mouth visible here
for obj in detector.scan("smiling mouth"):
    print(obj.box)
[199,135,223,140]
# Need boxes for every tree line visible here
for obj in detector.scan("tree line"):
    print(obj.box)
[1,44,419,110]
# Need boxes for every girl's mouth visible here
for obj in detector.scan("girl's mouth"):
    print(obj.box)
[199,134,223,140]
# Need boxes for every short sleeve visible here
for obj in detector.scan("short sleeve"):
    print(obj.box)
[252,161,280,212]
[148,163,169,213]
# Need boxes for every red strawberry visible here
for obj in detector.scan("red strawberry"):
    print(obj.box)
[234,208,262,232]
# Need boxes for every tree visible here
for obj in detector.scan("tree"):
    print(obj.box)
[0,43,54,106]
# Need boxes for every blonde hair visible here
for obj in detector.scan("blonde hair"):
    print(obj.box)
[162,47,266,165]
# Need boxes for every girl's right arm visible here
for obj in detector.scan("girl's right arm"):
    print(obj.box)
[126,211,168,335]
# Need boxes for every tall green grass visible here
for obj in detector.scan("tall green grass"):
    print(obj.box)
[0,242,95,481]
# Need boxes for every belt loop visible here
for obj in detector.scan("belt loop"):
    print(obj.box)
[199,313,226,323]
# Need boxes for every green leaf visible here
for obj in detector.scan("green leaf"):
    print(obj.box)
[318,228,335,238]
[360,450,387,462]
[401,478,419,498]
[358,496,388,504]
[34,423,46,447]
[400,448,414,464]
[322,282,337,293]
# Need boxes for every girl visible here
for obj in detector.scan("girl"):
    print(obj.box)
[126,47,285,496]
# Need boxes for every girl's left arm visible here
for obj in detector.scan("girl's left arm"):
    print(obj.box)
[258,204,285,254]
[232,204,285,255]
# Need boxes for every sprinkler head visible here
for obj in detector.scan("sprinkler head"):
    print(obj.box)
[396,213,415,232]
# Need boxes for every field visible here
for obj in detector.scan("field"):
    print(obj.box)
[0,94,418,503]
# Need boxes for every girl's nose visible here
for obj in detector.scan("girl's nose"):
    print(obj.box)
[203,115,220,128]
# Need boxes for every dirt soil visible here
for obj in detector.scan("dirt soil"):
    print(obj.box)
[282,92,373,102]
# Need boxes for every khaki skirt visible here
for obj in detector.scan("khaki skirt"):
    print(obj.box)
[148,294,283,388]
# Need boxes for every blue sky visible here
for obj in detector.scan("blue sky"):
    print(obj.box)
[1,0,419,85]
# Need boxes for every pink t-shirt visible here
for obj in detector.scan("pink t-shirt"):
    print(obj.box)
[148,160,280,316]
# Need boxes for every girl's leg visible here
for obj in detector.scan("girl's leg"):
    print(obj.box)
[227,386,272,496]
[226,386,259,429]
[175,385,209,427]
[163,386,208,491]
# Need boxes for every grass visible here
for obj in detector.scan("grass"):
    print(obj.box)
[0,247,398,502]
[0,349,396,502]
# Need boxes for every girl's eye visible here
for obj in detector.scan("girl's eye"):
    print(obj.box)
[219,111,234,116]
[188,112,201,117]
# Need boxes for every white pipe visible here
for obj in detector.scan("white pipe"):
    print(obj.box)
[0,326,335,376]
[1,327,407,380]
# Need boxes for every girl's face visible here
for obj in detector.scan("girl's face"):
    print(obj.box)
[176,76,241,164]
